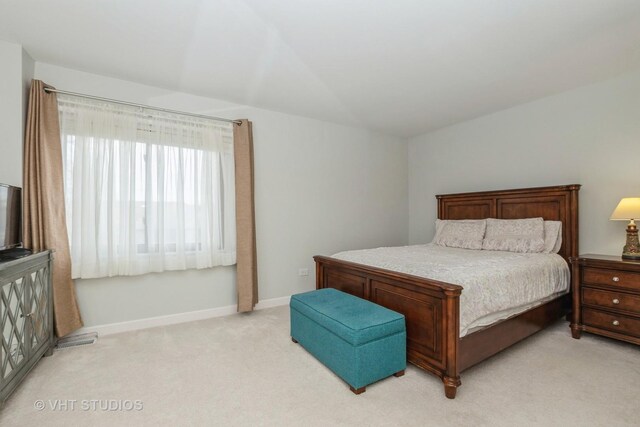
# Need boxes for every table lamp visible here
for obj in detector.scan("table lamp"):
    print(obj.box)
[610,197,640,260]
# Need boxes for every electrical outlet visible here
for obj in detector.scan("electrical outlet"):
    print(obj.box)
[298,268,309,277]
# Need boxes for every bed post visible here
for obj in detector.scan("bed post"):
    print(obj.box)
[568,184,580,261]
[315,260,324,290]
[568,184,581,338]
[443,288,461,399]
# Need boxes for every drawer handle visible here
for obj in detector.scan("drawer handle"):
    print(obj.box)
[612,298,620,305]
[612,276,620,282]
[20,312,34,319]
[612,320,620,326]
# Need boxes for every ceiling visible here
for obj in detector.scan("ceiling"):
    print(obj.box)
[1,0,640,137]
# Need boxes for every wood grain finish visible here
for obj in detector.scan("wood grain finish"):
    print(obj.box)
[570,254,640,345]
[582,288,640,313]
[316,184,580,398]
[582,267,640,291]
[326,269,367,298]
[371,281,444,364]
[436,185,579,263]
[349,386,366,395]
[582,308,640,337]
[459,295,570,371]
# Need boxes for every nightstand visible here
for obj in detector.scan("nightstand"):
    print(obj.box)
[570,254,640,345]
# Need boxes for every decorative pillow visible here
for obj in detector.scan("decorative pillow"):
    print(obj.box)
[432,219,446,242]
[543,220,563,254]
[482,218,545,253]
[433,219,486,250]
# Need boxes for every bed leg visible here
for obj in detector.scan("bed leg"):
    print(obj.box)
[443,289,461,399]
[443,376,461,399]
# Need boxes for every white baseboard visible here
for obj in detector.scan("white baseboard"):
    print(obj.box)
[70,295,291,337]
[255,295,291,310]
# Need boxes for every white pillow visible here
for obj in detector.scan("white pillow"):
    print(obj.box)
[433,219,486,250]
[543,220,563,254]
[432,219,446,242]
[482,218,545,253]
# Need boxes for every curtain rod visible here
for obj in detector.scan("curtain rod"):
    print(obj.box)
[43,87,242,125]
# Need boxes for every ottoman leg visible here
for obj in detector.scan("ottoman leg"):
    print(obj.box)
[349,386,366,395]
[291,337,298,343]
[393,370,405,378]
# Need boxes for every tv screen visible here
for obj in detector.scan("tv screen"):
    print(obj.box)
[0,184,22,251]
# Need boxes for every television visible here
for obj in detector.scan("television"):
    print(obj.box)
[0,184,22,251]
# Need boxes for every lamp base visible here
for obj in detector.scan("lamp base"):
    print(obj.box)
[621,223,640,260]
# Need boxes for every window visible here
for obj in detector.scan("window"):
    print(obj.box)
[58,95,236,278]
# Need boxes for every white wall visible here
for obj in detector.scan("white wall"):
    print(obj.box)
[409,67,640,256]
[35,63,409,327]
[20,54,639,328]
[21,48,34,144]
[0,40,31,187]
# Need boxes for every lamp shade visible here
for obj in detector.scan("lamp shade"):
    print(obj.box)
[610,198,640,220]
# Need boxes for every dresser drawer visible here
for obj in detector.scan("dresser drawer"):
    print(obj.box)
[583,267,640,291]
[582,308,640,338]
[582,288,640,314]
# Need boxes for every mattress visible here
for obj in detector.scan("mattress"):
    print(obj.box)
[331,244,570,337]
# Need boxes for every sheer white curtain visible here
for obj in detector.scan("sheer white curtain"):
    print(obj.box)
[58,95,236,278]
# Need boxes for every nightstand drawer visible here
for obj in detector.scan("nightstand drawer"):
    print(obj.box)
[582,308,640,338]
[582,288,640,314]
[583,267,640,291]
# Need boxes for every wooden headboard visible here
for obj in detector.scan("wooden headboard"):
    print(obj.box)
[436,185,580,262]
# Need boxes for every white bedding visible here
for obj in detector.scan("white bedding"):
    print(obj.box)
[331,244,569,337]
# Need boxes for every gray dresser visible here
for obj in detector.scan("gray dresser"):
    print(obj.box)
[0,251,54,408]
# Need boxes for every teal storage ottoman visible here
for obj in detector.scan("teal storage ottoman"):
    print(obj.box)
[290,288,406,394]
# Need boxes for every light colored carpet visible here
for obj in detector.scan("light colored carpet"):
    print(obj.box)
[1,305,638,426]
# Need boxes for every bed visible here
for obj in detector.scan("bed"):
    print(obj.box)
[314,184,580,399]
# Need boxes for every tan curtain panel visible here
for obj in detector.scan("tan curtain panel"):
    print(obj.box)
[23,80,83,337]
[233,119,258,312]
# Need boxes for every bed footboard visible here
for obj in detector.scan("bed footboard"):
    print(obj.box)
[314,255,463,398]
